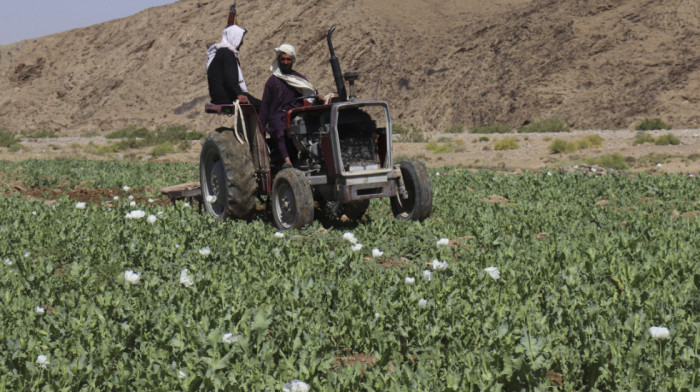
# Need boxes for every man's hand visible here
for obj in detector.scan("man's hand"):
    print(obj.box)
[237,95,250,104]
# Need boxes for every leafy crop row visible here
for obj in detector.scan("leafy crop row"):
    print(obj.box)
[0,160,698,390]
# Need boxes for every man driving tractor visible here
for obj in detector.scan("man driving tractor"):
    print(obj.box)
[258,44,321,168]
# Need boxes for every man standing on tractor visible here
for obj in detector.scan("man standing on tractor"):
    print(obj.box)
[206,25,261,109]
[259,44,320,168]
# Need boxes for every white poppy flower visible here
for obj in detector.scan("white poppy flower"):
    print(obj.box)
[484,266,500,280]
[199,247,211,256]
[184,202,191,208]
[147,215,157,224]
[283,380,310,392]
[437,238,449,246]
[35,306,45,315]
[75,202,86,209]
[274,232,285,238]
[405,277,415,285]
[124,270,141,284]
[125,210,146,219]
[122,186,131,191]
[343,232,358,244]
[372,248,384,257]
[128,195,134,200]
[32,210,37,215]
[547,171,552,176]
[24,252,30,258]
[423,270,433,281]
[35,355,49,368]
[351,243,363,252]
[3,258,13,266]
[178,370,187,379]
[431,259,448,270]
[206,195,217,203]
[175,244,180,249]
[418,298,428,308]
[591,168,597,173]
[649,326,670,339]
[113,196,119,201]
[436,172,440,176]
[129,201,137,207]
[179,269,194,287]
[222,333,238,344]
[374,312,381,318]
[148,198,155,203]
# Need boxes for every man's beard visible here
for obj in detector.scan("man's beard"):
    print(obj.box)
[280,64,293,74]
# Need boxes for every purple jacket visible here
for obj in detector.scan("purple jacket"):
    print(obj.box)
[258,71,309,160]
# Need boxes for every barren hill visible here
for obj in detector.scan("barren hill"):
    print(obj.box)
[1,0,698,134]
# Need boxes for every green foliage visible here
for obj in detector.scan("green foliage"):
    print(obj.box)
[635,118,672,131]
[470,123,513,134]
[0,161,699,390]
[549,139,577,154]
[8,143,21,152]
[584,153,630,169]
[478,136,489,142]
[494,137,519,150]
[426,139,466,154]
[151,141,175,157]
[444,124,465,134]
[634,132,657,145]
[518,119,570,133]
[21,129,59,138]
[550,134,603,154]
[654,134,681,146]
[392,123,426,143]
[106,125,150,139]
[0,128,19,148]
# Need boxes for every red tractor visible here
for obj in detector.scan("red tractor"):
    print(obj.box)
[200,26,432,230]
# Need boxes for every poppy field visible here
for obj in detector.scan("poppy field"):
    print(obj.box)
[0,159,698,390]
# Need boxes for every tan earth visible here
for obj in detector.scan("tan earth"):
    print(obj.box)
[2,127,698,173]
[0,0,699,134]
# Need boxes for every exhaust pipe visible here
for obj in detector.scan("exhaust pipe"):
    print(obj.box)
[327,25,348,102]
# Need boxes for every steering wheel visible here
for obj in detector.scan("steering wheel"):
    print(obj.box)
[281,95,318,110]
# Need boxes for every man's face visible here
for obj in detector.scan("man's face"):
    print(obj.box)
[279,53,294,73]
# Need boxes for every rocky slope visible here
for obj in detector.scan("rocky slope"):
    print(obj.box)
[0,0,698,134]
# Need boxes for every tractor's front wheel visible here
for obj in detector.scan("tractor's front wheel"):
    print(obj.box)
[200,131,257,220]
[271,168,314,230]
[391,160,433,221]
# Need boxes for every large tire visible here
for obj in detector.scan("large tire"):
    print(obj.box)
[200,131,256,220]
[391,160,433,221]
[271,169,314,230]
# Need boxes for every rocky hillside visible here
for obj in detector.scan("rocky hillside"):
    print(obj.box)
[0,0,698,134]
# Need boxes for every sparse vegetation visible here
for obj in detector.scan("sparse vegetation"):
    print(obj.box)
[584,153,629,170]
[518,118,570,133]
[634,132,681,146]
[426,139,467,154]
[654,133,681,146]
[478,136,489,142]
[21,129,59,138]
[393,123,426,143]
[632,153,676,168]
[549,134,603,154]
[470,123,513,134]
[0,128,20,148]
[635,118,671,131]
[151,141,175,157]
[494,137,519,150]
[98,125,205,155]
[106,125,150,139]
[444,124,465,134]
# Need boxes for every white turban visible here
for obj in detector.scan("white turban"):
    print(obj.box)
[270,43,315,98]
[206,25,248,92]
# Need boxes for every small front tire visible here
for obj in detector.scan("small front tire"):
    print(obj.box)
[391,160,433,221]
[271,169,314,230]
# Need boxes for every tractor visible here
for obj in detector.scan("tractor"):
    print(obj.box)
[199,26,432,230]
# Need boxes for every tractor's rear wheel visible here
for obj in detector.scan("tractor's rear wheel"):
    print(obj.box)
[200,131,256,220]
[391,160,433,221]
[271,168,314,230]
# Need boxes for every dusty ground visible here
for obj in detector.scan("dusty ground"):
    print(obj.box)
[2,128,698,173]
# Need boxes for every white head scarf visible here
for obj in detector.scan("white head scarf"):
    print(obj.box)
[271,43,316,98]
[207,25,248,92]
